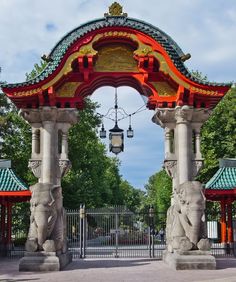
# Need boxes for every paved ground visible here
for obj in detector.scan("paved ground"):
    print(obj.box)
[1,257,236,282]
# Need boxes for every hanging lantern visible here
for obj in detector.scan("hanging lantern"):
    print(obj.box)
[127,114,134,138]
[127,125,134,138]
[99,124,106,139]
[109,122,124,155]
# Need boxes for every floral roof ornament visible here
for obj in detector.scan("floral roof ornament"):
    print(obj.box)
[104,2,128,17]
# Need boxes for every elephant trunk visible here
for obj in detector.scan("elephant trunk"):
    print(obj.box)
[187,209,204,245]
[34,205,50,248]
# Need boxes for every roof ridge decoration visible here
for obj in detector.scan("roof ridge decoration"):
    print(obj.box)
[104,2,128,17]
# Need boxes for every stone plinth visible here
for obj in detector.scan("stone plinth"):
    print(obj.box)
[163,250,216,270]
[19,251,72,271]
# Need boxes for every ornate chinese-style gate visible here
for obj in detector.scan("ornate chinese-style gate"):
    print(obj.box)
[1,2,231,271]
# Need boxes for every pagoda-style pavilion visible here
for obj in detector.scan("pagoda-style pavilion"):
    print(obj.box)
[0,160,31,253]
[205,159,236,246]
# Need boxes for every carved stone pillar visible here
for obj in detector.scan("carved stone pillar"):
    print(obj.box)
[191,109,211,178]
[153,106,211,185]
[42,121,55,183]
[21,107,78,185]
[175,106,193,184]
[19,107,78,271]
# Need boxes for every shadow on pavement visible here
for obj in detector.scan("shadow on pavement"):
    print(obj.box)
[64,258,159,270]
[216,257,236,269]
[0,279,39,282]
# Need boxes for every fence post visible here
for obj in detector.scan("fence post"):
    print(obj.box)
[80,204,85,258]
[83,205,86,258]
[115,212,119,258]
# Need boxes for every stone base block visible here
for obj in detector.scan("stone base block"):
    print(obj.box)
[19,251,72,272]
[162,250,216,270]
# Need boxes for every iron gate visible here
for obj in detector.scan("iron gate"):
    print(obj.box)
[67,206,166,259]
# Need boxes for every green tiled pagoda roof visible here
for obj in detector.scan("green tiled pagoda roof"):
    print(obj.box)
[0,168,28,192]
[1,16,231,89]
[205,159,236,190]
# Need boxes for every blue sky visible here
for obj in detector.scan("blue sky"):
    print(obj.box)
[0,0,235,190]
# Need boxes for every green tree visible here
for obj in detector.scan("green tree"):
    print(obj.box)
[198,87,236,183]
[25,61,47,81]
[145,169,172,213]
[119,179,145,212]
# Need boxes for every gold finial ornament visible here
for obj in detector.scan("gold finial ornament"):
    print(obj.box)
[104,2,128,17]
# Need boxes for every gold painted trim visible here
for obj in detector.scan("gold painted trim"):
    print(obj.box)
[56,82,82,97]
[13,87,42,97]
[42,52,80,90]
[150,82,176,97]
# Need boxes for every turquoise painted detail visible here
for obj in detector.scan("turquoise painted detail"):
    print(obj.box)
[205,167,236,190]
[0,168,28,192]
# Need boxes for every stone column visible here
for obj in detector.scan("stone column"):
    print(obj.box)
[152,106,211,186]
[61,132,68,158]
[195,128,201,158]
[19,107,78,271]
[41,121,55,183]
[175,106,193,184]
[153,106,216,270]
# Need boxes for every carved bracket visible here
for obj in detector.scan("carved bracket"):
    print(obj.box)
[192,159,204,178]
[28,159,42,178]
[164,160,177,178]
[58,159,72,177]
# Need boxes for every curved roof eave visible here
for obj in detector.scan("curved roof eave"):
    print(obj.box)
[2,16,232,89]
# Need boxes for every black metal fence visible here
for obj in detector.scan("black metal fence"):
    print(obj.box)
[67,206,166,259]
[206,208,236,257]
[0,205,30,258]
[1,205,236,259]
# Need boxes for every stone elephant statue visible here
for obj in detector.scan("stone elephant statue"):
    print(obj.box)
[166,181,210,252]
[25,183,67,253]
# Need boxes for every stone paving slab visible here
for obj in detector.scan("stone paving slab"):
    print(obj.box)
[0,258,236,282]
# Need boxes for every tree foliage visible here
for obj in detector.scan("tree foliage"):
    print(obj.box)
[62,99,124,208]
[198,87,236,183]
[145,169,172,213]
[119,180,145,212]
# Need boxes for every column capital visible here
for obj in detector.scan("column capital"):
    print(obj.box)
[152,108,175,128]
[20,107,79,125]
[175,105,193,124]
[192,108,212,124]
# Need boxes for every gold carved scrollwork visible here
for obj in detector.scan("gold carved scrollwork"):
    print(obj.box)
[13,87,42,97]
[56,82,81,97]
[94,44,138,72]
[150,82,177,97]
[133,46,153,56]
[191,87,218,96]
[78,46,98,56]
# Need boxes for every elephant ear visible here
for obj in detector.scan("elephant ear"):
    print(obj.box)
[48,185,61,206]
[29,184,36,192]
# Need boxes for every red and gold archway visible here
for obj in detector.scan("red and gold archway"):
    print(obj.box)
[1,4,230,110]
[1,2,233,271]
